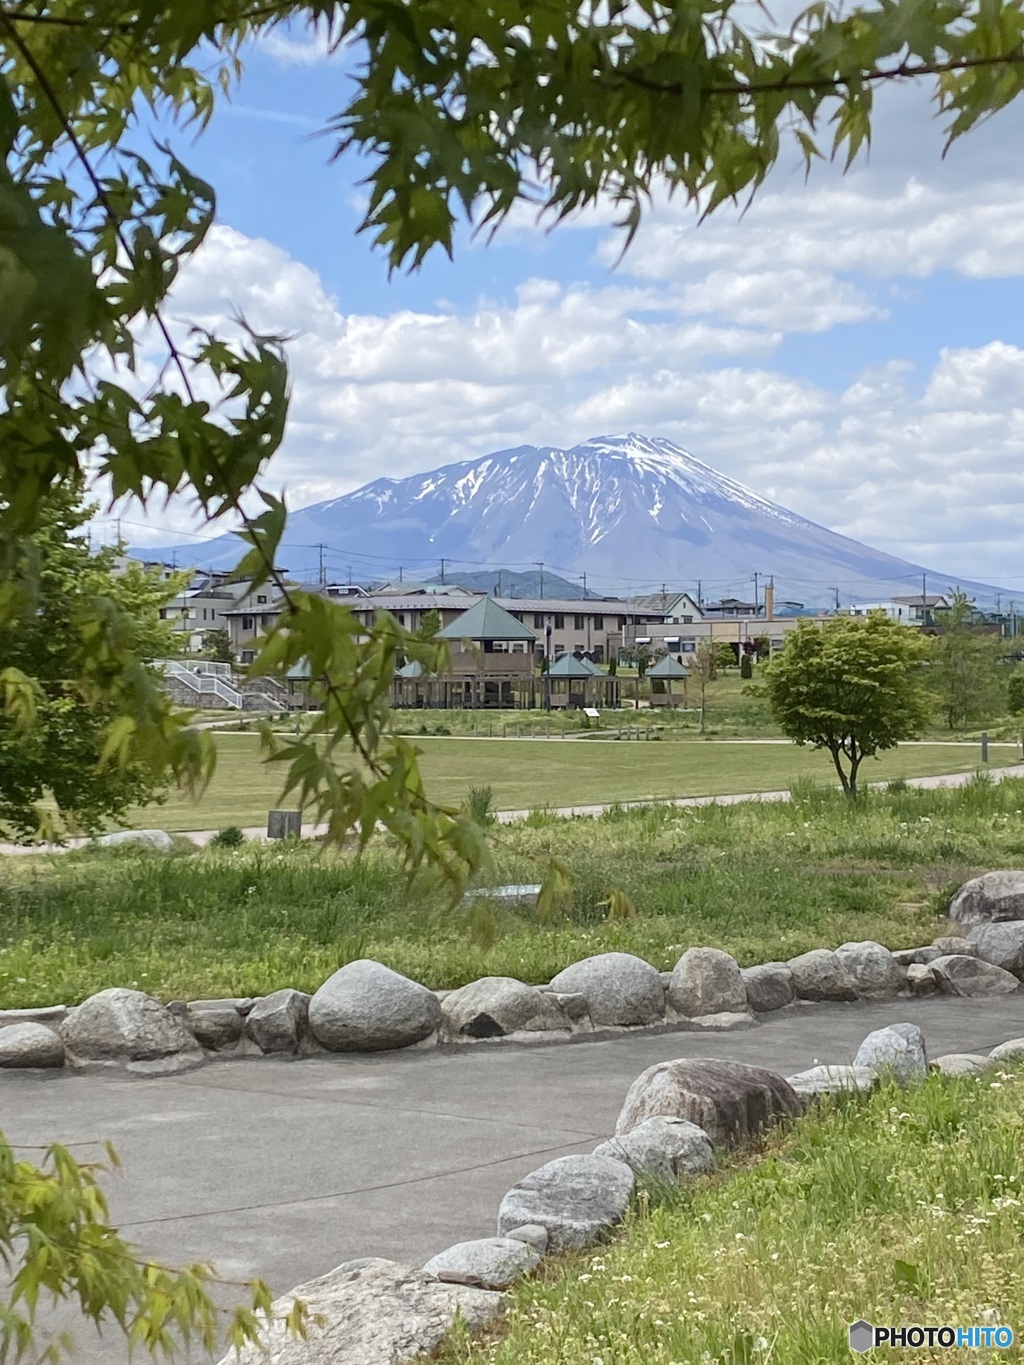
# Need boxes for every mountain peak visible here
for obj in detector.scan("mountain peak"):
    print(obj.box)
[137,433,1006,607]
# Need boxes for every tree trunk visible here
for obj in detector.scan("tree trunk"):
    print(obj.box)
[829,745,851,794]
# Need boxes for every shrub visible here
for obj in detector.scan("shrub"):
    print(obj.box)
[465,785,496,825]
[210,825,246,849]
[740,654,753,679]
[1008,671,1024,715]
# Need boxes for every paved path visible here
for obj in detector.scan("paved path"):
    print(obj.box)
[3,762,1023,856]
[5,994,1024,1362]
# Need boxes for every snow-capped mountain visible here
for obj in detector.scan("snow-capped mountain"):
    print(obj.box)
[138,434,1007,607]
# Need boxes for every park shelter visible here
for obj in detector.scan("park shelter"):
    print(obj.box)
[394,598,538,708]
[647,652,689,707]
[545,652,621,710]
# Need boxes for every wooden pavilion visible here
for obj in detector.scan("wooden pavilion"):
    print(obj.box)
[647,652,689,707]
[545,652,621,710]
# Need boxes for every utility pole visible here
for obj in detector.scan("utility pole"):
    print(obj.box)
[580,572,587,598]
[535,561,544,599]
[398,566,403,584]
[697,579,702,608]
[347,564,352,585]
[753,572,759,616]
[440,558,447,586]
[317,543,326,587]
[922,571,929,626]
[497,570,503,597]
[831,587,840,612]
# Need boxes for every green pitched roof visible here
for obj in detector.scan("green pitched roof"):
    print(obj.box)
[395,659,427,679]
[547,653,603,678]
[647,653,690,677]
[437,596,536,642]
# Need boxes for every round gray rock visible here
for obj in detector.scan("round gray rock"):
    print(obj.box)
[786,1064,877,1099]
[186,1004,245,1051]
[853,1023,927,1085]
[616,1057,802,1147]
[989,1037,1024,1061]
[214,1257,503,1365]
[496,1154,635,1251]
[932,935,977,956]
[422,1237,540,1289]
[547,952,664,1027]
[309,960,442,1052]
[442,977,568,1038]
[60,988,200,1064]
[906,963,938,996]
[504,1224,548,1252]
[741,962,795,1013]
[835,941,903,999]
[95,828,173,851]
[594,1116,715,1181]
[787,948,859,1002]
[931,954,1021,998]
[949,871,1024,925]
[966,921,1024,976]
[931,1053,990,1076]
[668,947,746,1017]
[0,1023,65,1069]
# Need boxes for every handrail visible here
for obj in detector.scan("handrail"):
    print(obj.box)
[158,661,243,709]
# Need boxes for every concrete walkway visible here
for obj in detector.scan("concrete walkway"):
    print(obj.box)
[3,762,1023,856]
[4,994,1024,1362]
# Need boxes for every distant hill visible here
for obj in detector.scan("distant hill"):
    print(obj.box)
[135,432,1009,607]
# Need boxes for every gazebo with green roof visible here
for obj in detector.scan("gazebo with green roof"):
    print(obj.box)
[545,651,620,710]
[395,597,539,709]
[647,651,690,708]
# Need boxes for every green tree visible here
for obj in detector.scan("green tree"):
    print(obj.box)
[762,615,931,796]
[0,489,194,841]
[203,628,234,663]
[636,646,650,680]
[417,608,442,640]
[607,654,618,677]
[930,590,1004,729]
[740,653,753,680]
[1007,671,1024,715]
[714,642,736,673]
[0,1133,302,1362]
[692,639,717,734]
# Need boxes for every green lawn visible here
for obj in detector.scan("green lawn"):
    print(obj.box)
[438,1068,1024,1365]
[125,733,1011,832]
[3,776,1024,1007]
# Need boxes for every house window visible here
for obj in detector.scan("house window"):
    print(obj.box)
[241,649,255,664]
[593,646,604,663]
[618,616,627,628]
[683,615,693,624]
[241,615,254,631]
[261,614,274,628]
[573,614,585,630]
[554,614,565,629]
[256,594,267,604]
[394,613,405,626]
[533,613,545,628]
[593,615,603,629]
[158,608,168,619]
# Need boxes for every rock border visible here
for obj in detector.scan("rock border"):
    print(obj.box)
[213,1015,1024,1363]
[3,872,1024,1074]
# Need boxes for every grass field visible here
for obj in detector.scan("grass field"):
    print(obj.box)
[438,1068,1024,1365]
[3,776,1023,1007]
[123,732,1012,832]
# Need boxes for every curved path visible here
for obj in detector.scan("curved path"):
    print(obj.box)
[5,993,1024,1362]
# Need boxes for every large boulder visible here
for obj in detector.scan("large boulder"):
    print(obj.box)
[441,978,568,1039]
[835,941,903,999]
[932,936,977,957]
[422,1238,540,1290]
[95,828,173,852]
[931,954,1022,998]
[668,948,747,1017]
[615,1058,802,1147]
[966,921,1024,976]
[989,1037,1024,1062]
[892,946,941,967]
[309,961,442,1052]
[853,1023,927,1085]
[0,1023,65,1069]
[593,1116,715,1181]
[547,953,664,1027]
[60,988,201,1069]
[496,1155,634,1251]
[906,963,939,996]
[741,962,795,1013]
[948,871,1024,925]
[214,1258,503,1365]
[787,949,859,1002]
[245,989,309,1054]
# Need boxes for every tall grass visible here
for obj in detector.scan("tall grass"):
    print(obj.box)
[3,778,1024,1006]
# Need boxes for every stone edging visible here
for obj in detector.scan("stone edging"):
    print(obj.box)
[210,1015,1024,1363]
[1,870,1023,1074]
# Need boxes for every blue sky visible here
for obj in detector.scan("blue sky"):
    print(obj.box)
[112,24,1024,590]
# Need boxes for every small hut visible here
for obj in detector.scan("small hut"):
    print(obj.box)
[546,653,620,710]
[647,653,689,707]
[392,657,430,709]
[430,597,537,708]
